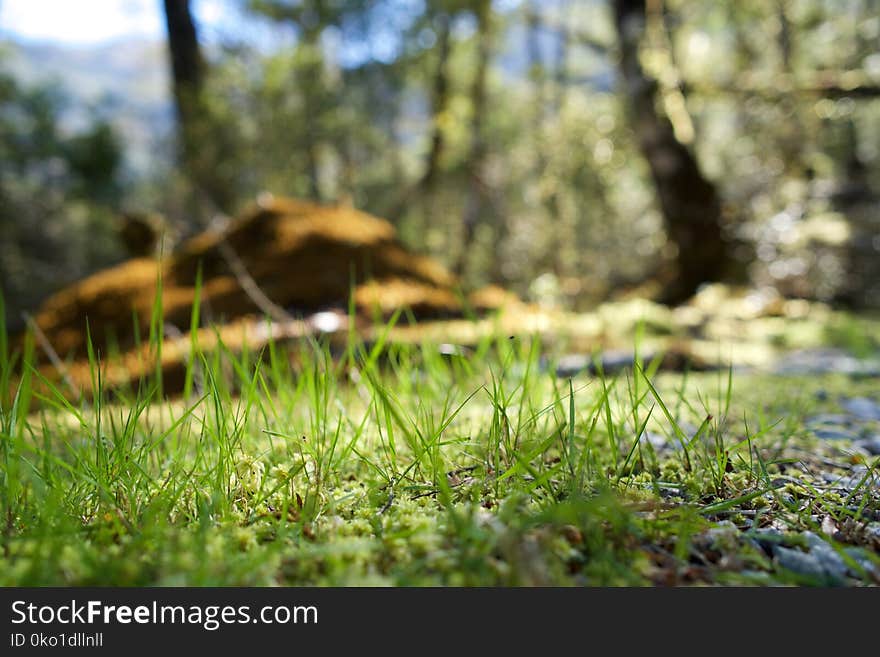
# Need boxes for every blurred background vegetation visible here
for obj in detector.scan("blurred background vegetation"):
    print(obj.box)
[1,0,879,332]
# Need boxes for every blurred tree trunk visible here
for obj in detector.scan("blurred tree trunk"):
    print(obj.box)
[163,0,203,206]
[299,27,325,201]
[421,12,452,196]
[549,2,572,277]
[527,4,561,276]
[612,0,730,304]
[774,0,808,177]
[163,0,236,218]
[830,0,877,307]
[164,0,203,104]
[388,11,452,225]
[527,2,575,281]
[456,0,493,277]
[527,6,546,118]
[247,2,336,201]
[775,0,793,70]
[552,2,570,109]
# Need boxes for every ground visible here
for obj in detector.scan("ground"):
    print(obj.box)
[2,290,878,586]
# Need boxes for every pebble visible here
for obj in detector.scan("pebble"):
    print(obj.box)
[640,431,669,449]
[840,397,880,422]
[552,354,593,378]
[806,414,855,427]
[806,415,857,440]
[772,349,880,377]
[551,350,643,378]
[750,528,787,548]
[700,523,741,550]
[806,413,864,441]
[805,532,877,579]
[754,529,875,582]
[600,350,644,374]
[773,545,845,584]
[557,345,880,586]
[843,547,878,578]
[802,532,850,582]
[854,435,880,455]
[821,471,878,492]
[812,427,859,441]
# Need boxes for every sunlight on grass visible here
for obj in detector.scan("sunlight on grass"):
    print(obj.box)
[1,292,878,586]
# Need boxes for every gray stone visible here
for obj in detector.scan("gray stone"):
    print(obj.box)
[802,531,824,550]
[813,428,859,440]
[750,528,786,548]
[601,350,643,374]
[640,431,669,449]
[843,547,879,578]
[773,545,848,585]
[773,546,827,581]
[553,354,592,378]
[803,532,850,582]
[551,350,656,378]
[772,349,880,377]
[840,397,880,421]
[821,471,879,492]
[806,414,854,427]
[705,523,736,536]
[806,414,859,440]
[854,435,880,455]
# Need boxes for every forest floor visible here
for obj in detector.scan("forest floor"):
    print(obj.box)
[1,290,879,586]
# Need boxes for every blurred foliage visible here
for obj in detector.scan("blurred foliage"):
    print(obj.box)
[183,0,880,309]
[0,57,123,330]
[1,0,879,321]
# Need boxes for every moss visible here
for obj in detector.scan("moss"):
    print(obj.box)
[13,197,525,400]
[4,320,880,586]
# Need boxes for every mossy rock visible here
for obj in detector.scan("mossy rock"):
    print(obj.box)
[31,196,508,360]
[18,196,514,396]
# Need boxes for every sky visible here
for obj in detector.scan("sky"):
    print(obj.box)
[0,0,225,45]
[0,0,528,64]
[0,0,382,61]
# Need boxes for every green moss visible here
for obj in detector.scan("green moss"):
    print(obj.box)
[2,327,879,586]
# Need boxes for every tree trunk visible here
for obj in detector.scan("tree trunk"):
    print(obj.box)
[164,0,203,113]
[455,0,492,277]
[527,1,576,280]
[612,0,730,304]
[298,28,325,201]
[387,11,452,225]
[163,0,236,217]
[421,13,452,194]
[549,1,572,277]
[527,4,561,276]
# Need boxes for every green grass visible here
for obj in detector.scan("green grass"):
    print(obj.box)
[1,298,879,586]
